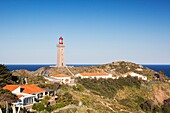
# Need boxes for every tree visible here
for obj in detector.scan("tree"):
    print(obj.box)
[41,96,50,107]
[32,103,45,112]
[46,105,54,113]
[0,89,18,104]
[0,65,18,104]
[0,64,9,75]
[0,64,20,88]
[158,70,166,81]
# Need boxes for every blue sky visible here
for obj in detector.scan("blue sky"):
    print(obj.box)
[0,0,170,64]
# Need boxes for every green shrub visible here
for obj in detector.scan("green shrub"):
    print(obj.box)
[46,105,54,112]
[161,105,170,113]
[140,100,163,113]
[77,76,141,98]
[54,102,66,109]
[56,92,73,104]
[32,102,45,112]
[74,83,85,92]
[41,96,50,107]
[119,99,136,108]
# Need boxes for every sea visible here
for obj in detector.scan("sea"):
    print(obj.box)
[4,64,170,77]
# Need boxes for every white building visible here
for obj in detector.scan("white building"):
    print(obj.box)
[14,93,35,107]
[51,74,71,84]
[75,73,112,79]
[3,84,53,107]
[120,72,147,80]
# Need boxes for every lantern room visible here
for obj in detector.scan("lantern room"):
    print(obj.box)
[59,37,63,44]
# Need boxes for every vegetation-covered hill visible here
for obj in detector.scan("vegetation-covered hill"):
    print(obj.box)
[12,61,169,81]
[55,77,170,113]
[2,61,170,112]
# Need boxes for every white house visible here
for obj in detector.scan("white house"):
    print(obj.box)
[51,74,71,84]
[120,72,147,80]
[3,84,51,107]
[13,93,35,107]
[75,73,112,79]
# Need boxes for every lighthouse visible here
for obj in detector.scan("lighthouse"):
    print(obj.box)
[57,36,65,67]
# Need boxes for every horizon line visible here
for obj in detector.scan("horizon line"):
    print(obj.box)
[2,63,170,65]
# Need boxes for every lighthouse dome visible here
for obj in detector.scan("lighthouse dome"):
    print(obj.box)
[59,36,63,44]
[59,36,63,40]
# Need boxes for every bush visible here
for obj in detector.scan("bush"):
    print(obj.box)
[59,108,77,113]
[41,96,50,107]
[77,76,141,98]
[161,98,170,113]
[32,102,45,112]
[74,83,85,92]
[46,105,54,112]
[140,100,163,113]
[56,92,73,104]
[54,102,66,109]
[27,76,46,84]
[38,83,60,91]
[0,65,20,88]
[119,99,136,108]
[71,99,79,105]
[0,88,18,104]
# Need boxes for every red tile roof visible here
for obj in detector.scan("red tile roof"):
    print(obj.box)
[120,72,133,77]
[3,85,19,92]
[51,74,69,77]
[3,84,45,94]
[16,95,22,99]
[21,84,45,94]
[79,73,109,76]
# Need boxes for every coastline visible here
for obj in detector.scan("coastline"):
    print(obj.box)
[4,64,170,77]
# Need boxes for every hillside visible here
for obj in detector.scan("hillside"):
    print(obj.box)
[12,61,169,81]
[59,79,170,113]
[1,61,170,112]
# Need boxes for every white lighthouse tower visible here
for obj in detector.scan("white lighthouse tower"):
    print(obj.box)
[57,36,65,67]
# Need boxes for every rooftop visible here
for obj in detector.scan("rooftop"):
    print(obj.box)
[16,95,22,99]
[51,74,69,77]
[120,72,133,77]
[3,85,19,92]
[79,73,109,76]
[3,84,45,94]
[21,84,45,94]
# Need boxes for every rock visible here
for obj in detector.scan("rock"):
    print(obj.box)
[12,70,33,76]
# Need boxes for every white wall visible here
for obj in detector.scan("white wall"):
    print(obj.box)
[12,86,20,94]
[53,76,71,84]
[75,73,112,79]
[14,94,35,107]
[124,72,147,81]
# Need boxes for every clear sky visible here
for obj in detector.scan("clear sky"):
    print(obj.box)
[0,0,170,64]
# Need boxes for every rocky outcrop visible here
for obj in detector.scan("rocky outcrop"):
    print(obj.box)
[12,69,33,76]
[148,82,170,105]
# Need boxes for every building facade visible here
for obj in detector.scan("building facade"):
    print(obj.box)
[75,73,113,79]
[51,74,71,84]
[3,84,54,107]
[57,37,65,67]
[120,72,147,80]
